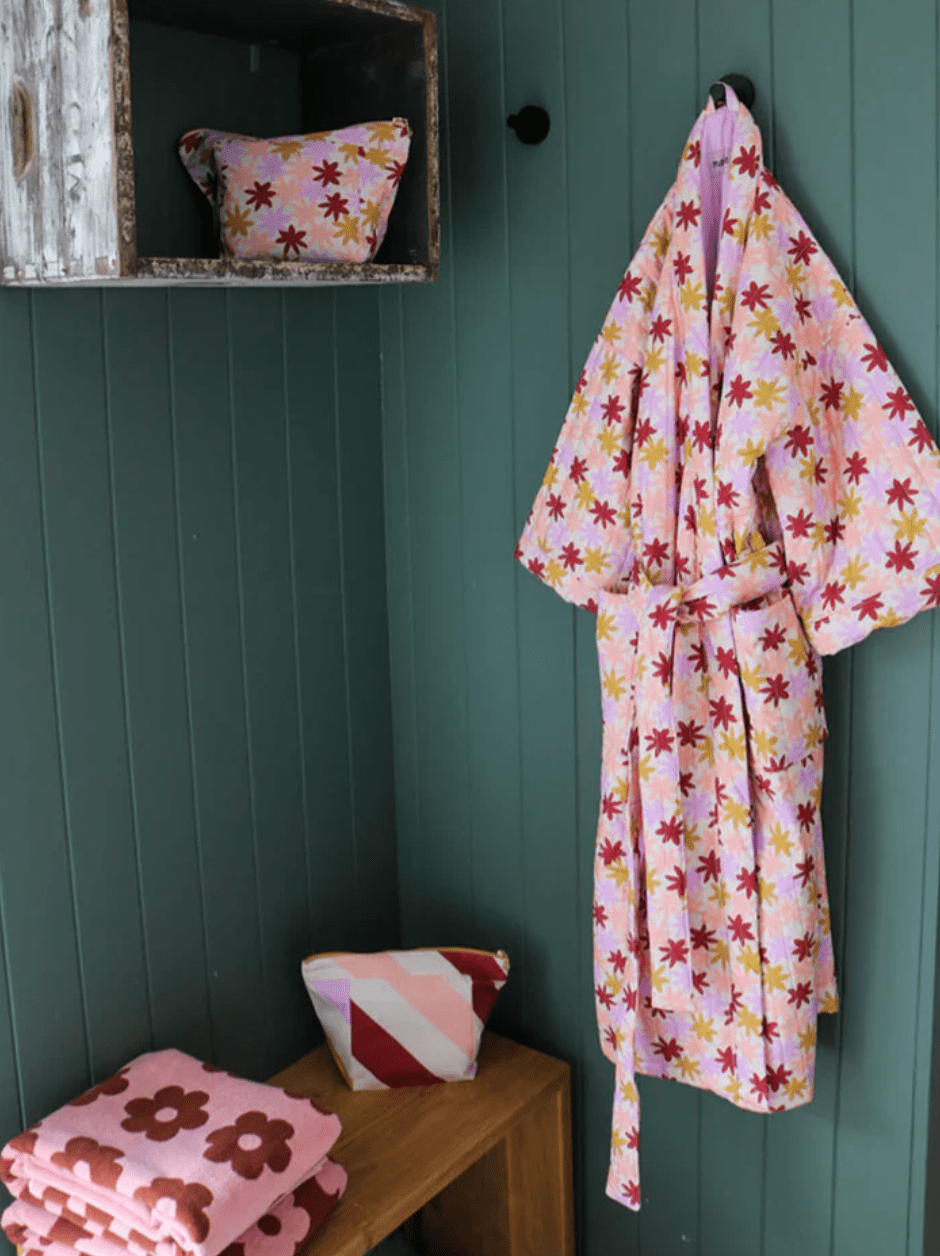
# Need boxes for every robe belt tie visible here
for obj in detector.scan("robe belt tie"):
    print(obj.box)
[624,541,787,1011]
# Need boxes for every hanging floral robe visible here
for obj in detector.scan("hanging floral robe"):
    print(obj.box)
[515,84,940,1210]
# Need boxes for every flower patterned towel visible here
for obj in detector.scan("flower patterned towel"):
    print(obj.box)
[0,1050,347,1256]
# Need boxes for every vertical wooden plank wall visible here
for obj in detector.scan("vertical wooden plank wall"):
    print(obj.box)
[381,0,940,1253]
[0,281,398,1233]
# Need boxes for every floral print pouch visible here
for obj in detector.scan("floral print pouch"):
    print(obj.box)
[178,119,411,264]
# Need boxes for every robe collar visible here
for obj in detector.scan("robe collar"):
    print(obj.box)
[669,84,765,346]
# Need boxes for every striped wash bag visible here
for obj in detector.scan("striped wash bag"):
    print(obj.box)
[301,949,510,1089]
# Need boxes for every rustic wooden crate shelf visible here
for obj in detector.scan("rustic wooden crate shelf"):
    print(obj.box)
[269,1032,576,1256]
[0,0,439,287]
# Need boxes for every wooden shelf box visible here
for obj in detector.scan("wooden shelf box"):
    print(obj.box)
[0,0,439,286]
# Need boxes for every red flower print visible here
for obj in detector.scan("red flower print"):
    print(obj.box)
[761,674,790,707]
[673,252,693,283]
[569,455,588,482]
[726,375,753,407]
[182,132,204,153]
[245,181,275,209]
[716,1047,736,1074]
[608,949,628,974]
[819,377,843,412]
[624,1181,641,1208]
[653,1035,683,1062]
[676,200,701,230]
[708,696,736,729]
[886,540,917,572]
[122,1086,210,1142]
[861,341,888,372]
[795,294,813,322]
[884,387,915,420]
[722,209,738,237]
[50,1138,124,1190]
[386,159,407,187]
[134,1178,214,1244]
[277,225,307,257]
[910,420,934,452]
[204,1111,295,1180]
[771,330,796,359]
[788,982,812,1008]
[319,193,349,222]
[696,850,721,882]
[560,543,583,570]
[734,145,760,177]
[70,1068,131,1107]
[793,931,815,961]
[602,394,625,425]
[728,914,754,944]
[685,140,701,167]
[886,477,917,507]
[821,581,846,609]
[646,728,674,756]
[737,868,758,898]
[749,1073,770,1101]
[593,904,608,927]
[677,719,704,747]
[844,451,868,482]
[739,281,770,311]
[618,272,641,303]
[600,793,624,826]
[788,231,818,265]
[656,817,683,845]
[855,593,884,622]
[650,315,672,343]
[312,159,341,186]
[923,572,940,607]
[691,925,716,951]
[547,493,565,520]
[527,557,545,580]
[766,1064,792,1093]
[665,866,686,896]
[591,499,617,529]
[596,984,615,1009]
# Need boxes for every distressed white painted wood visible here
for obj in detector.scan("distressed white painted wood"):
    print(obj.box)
[0,0,438,287]
[1,0,121,284]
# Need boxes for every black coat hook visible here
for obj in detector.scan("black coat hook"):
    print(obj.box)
[710,74,756,110]
[508,105,551,145]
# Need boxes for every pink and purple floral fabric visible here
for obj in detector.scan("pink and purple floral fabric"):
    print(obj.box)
[178,120,411,264]
[516,84,940,1209]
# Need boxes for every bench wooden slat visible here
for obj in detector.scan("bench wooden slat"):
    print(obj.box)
[269,1032,573,1256]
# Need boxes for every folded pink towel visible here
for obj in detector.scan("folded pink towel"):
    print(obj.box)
[0,1050,347,1256]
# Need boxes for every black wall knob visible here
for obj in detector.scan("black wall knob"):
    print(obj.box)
[710,74,756,110]
[508,105,551,145]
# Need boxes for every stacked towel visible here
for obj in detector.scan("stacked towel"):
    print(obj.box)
[0,1050,347,1256]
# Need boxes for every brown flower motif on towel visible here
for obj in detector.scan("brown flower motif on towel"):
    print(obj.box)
[203,1112,294,1179]
[70,1069,131,1107]
[133,1177,214,1244]
[50,1137,124,1190]
[122,1086,210,1142]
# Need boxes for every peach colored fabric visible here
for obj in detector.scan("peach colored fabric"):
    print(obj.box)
[516,84,940,1210]
[178,119,411,263]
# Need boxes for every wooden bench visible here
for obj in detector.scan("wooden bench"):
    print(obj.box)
[270,1033,575,1256]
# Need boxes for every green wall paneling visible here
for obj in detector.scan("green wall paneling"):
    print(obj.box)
[102,290,214,1063]
[32,291,153,1081]
[0,292,89,1124]
[380,0,940,1253]
[0,274,397,1256]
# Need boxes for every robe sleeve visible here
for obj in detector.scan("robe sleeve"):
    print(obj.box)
[763,229,940,657]
[515,201,671,611]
